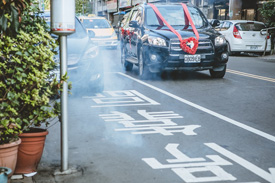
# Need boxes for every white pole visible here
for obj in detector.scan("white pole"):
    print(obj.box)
[60,35,69,172]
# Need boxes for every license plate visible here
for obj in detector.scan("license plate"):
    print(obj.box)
[250,46,258,50]
[184,55,201,63]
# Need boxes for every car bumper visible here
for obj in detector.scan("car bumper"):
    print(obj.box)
[143,43,228,72]
[230,40,272,52]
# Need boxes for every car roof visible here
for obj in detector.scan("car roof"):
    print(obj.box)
[79,16,107,20]
[143,3,195,8]
[223,20,265,24]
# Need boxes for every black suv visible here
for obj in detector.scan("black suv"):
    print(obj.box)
[120,3,228,78]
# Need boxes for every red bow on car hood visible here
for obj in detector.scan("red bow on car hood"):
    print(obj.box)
[148,3,200,55]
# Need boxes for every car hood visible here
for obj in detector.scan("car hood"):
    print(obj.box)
[149,28,216,40]
[54,36,94,67]
[86,28,114,37]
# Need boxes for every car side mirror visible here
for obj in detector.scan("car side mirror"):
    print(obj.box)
[129,20,139,28]
[210,19,220,27]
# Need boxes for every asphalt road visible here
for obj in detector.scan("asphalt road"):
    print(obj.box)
[38,49,275,183]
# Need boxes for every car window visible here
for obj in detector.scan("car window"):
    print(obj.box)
[130,10,138,22]
[69,18,87,39]
[235,23,266,31]
[132,8,143,25]
[145,6,207,28]
[121,13,129,27]
[82,19,111,29]
[220,21,232,31]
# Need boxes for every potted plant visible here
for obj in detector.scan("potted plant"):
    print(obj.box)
[0,0,65,176]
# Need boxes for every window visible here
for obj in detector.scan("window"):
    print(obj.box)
[69,18,87,39]
[235,22,266,31]
[82,19,111,29]
[220,21,232,31]
[133,8,143,25]
[145,5,207,28]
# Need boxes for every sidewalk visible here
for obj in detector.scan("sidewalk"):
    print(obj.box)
[259,54,275,62]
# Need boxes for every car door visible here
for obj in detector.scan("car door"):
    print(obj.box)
[130,7,143,58]
[126,8,138,55]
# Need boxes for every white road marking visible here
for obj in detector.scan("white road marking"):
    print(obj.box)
[205,143,273,183]
[269,168,275,183]
[232,182,260,183]
[117,72,275,143]
[142,143,236,182]
[85,90,159,107]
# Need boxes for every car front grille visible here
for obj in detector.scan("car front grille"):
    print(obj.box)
[170,38,214,54]
[165,38,215,69]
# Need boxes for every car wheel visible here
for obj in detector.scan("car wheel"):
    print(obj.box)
[138,47,149,79]
[209,65,226,78]
[121,46,133,71]
[227,42,232,56]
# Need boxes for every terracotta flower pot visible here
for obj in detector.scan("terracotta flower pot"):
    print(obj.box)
[0,139,21,178]
[15,128,48,174]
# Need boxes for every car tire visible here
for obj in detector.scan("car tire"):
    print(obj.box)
[227,42,232,56]
[138,47,149,79]
[209,65,226,78]
[121,46,133,71]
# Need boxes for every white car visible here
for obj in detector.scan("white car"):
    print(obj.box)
[217,20,271,55]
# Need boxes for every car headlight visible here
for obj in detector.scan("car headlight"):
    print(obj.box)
[148,36,166,47]
[82,46,99,60]
[215,36,226,46]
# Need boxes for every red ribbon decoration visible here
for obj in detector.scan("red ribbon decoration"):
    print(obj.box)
[148,3,200,55]
[126,30,134,49]
[121,28,125,37]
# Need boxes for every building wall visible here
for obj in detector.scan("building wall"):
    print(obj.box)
[192,0,262,21]
[96,0,262,22]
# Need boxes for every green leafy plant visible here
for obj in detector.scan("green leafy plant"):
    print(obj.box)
[76,0,93,15]
[259,1,275,27]
[0,0,29,36]
[0,0,65,144]
[259,0,275,52]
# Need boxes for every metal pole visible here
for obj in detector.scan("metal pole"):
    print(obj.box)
[60,35,68,172]
[263,29,269,56]
[95,0,98,16]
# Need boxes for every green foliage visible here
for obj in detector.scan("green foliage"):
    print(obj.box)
[0,24,61,144]
[0,0,30,36]
[76,0,93,15]
[0,0,65,144]
[259,1,275,27]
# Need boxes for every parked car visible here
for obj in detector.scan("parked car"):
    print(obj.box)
[217,20,271,55]
[120,3,228,79]
[40,12,104,93]
[79,15,118,49]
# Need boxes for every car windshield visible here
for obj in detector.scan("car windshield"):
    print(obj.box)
[145,5,208,29]
[82,19,111,29]
[235,23,266,31]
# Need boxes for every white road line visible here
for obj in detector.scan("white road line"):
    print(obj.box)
[117,72,275,143]
[205,143,273,183]
[269,168,275,183]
